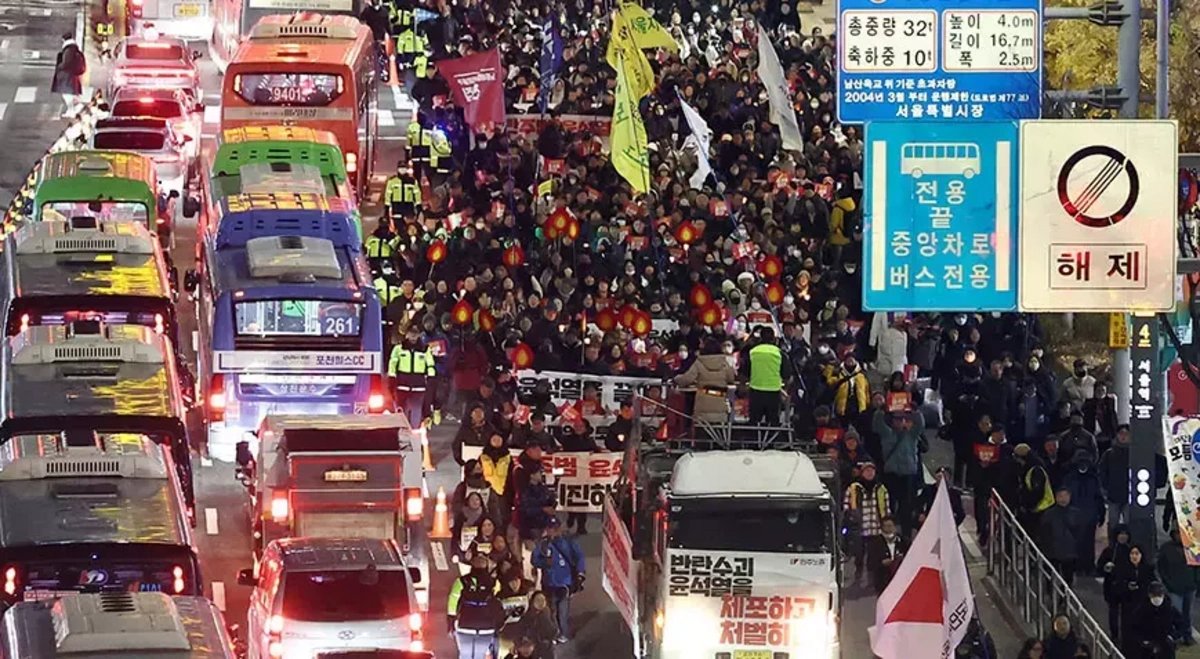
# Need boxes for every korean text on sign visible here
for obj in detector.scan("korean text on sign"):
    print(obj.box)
[542,452,623,513]
[668,553,755,598]
[1050,244,1147,290]
[718,595,821,648]
[942,11,1039,72]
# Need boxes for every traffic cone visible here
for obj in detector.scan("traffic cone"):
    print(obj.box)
[387,34,401,88]
[430,487,451,539]
[420,427,434,472]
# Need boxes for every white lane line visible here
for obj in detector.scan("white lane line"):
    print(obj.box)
[38,8,52,16]
[431,541,449,572]
[1,40,10,51]
[211,581,226,611]
[0,103,9,122]
[204,508,219,535]
[13,87,35,104]
[200,456,214,467]
[203,105,220,124]
[378,109,395,127]
[22,50,38,60]
[191,330,199,352]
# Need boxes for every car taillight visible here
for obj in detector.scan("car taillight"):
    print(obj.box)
[268,614,285,634]
[19,313,29,332]
[345,151,357,173]
[172,565,185,594]
[154,313,164,334]
[409,612,423,631]
[267,640,283,658]
[4,566,17,596]
[208,374,226,421]
[405,487,423,521]
[368,374,386,412]
[270,496,288,523]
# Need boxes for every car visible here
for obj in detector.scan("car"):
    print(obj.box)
[90,116,195,198]
[237,537,425,659]
[108,86,203,160]
[109,34,202,102]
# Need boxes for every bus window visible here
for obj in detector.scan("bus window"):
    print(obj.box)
[234,73,343,106]
[41,201,149,224]
[235,300,363,337]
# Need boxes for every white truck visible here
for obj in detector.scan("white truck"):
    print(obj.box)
[615,444,842,659]
[234,414,429,609]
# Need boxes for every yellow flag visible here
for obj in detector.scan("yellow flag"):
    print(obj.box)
[615,2,678,53]
[606,9,655,100]
[537,179,554,197]
[611,53,650,194]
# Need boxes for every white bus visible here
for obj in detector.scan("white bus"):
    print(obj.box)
[900,142,981,179]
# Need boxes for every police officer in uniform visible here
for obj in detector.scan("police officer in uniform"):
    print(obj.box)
[364,216,400,277]
[373,261,404,350]
[406,112,433,180]
[391,0,420,89]
[388,324,436,427]
[383,159,422,223]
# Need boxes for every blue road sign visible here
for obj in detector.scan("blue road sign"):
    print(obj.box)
[836,0,1042,123]
[863,121,1019,312]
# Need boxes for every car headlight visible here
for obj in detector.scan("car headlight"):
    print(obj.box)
[660,604,713,650]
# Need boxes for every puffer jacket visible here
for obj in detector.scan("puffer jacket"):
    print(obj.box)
[874,408,927,476]
[674,353,737,421]
[874,326,908,377]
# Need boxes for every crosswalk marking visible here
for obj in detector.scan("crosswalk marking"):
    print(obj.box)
[205,508,219,535]
[211,581,226,611]
[378,109,394,127]
[1,40,10,50]
[13,87,35,104]
[22,50,39,60]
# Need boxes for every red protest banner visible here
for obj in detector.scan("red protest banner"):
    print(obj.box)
[435,49,506,130]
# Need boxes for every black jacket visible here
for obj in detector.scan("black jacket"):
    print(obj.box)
[1127,597,1181,659]
[866,534,908,594]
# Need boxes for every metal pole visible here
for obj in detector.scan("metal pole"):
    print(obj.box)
[1156,0,1170,120]
[1118,0,1141,120]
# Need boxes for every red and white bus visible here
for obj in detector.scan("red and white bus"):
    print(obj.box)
[209,0,364,71]
[219,13,379,196]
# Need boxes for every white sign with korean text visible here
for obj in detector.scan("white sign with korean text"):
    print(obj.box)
[514,370,667,428]
[1018,120,1178,311]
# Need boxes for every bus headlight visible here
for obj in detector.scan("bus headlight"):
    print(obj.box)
[345,152,357,174]
[270,496,289,523]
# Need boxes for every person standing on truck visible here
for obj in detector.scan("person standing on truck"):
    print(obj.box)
[389,324,437,427]
[448,555,506,659]
[532,517,585,644]
[742,326,791,426]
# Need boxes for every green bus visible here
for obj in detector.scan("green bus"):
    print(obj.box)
[30,150,182,252]
[201,125,362,246]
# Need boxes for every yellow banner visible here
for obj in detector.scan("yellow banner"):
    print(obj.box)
[1109,313,1130,349]
[614,2,678,52]
[537,179,554,197]
[612,53,650,194]
[606,9,655,100]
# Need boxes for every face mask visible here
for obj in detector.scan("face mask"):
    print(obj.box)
[844,265,857,274]
[991,312,1001,318]
[1151,596,1165,607]
[679,350,689,360]
[750,300,761,310]
[1029,360,1041,372]
[955,315,967,326]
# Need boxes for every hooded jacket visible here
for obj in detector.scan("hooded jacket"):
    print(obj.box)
[674,353,737,420]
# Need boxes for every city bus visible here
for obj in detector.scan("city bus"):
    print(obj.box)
[0,322,195,514]
[185,214,384,462]
[209,0,364,72]
[0,219,191,388]
[220,14,379,196]
[200,193,360,264]
[0,431,201,607]
[29,151,187,253]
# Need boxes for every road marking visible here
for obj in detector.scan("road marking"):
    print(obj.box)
[205,508,219,535]
[191,330,199,351]
[211,581,226,611]
[203,105,220,125]
[0,103,9,121]
[13,87,35,104]
[378,109,394,127]
[1,40,9,50]
[38,8,52,16]
[961,526,982,559]
[430,541,449,572]
[200,456,214,467]
[22,50,38,60]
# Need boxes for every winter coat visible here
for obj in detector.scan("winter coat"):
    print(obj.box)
[1128,597,1182,659]
[51,41,85,95]
[1061,374,1097,411]
[1100,444,1132,504]
[874,327,908,378]
[1114,558,1155,606]
[674,354,736,421]
[1039,504,1085,561]
[516,483,556,536]
[1062,467,1106,526]
[502,605,558,657]
[826,364,870,417]
[1158,537,1200,595]
[532,535,585,590]
[875,409,927,477]
[453,420,498,465]
[1098,539,1132,602]
[1043,630,1079,659]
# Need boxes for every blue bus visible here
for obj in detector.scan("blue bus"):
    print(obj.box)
[185,194,384,462]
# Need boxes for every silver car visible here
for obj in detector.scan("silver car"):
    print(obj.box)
[90,116,194,198]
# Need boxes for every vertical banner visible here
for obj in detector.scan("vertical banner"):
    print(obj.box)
[1166,417,1200,565]
[1129,314,1162,549]
[602,496,639,641]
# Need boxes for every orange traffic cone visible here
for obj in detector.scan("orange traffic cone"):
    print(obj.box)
[386,34,401,88]
[419,427,433,472]
[430,487,451,539]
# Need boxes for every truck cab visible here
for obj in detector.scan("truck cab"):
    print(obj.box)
[619,405,842,659]
[234,415,428,610]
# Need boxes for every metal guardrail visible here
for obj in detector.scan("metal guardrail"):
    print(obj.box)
[987,490,1125,658]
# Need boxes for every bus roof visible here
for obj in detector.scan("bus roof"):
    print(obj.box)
[211,127,348,193]
[671,451,826,499]
[232,14,371,68]
[0,433,186,547]
[3,594,233,659]
[213,194,358,250]
[3,324,179,420]
[218,125,342,149]
[3,220,170,299]
[212,238,366,297]
[35,151,157,195]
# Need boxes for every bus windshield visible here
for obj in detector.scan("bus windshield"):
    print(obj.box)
[40,201,149,224]
[668,500,833,553]
[22,558,196,599]
[234,300,362,337]
[235,73,342,106]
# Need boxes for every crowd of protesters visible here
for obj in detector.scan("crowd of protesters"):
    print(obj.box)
[356,0,1200,656]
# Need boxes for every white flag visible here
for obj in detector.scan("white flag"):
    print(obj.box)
[868,481,975,659]
[755,22,804,153]
[677,92,713,190]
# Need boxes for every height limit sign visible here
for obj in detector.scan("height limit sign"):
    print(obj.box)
[836,0,1042,123]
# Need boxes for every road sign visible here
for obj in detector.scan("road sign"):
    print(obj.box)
[836,0,1042,123]
[1018,120,1178,312]
[863,121,1018,312]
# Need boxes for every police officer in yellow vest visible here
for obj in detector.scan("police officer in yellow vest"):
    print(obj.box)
[373,260,404,338]
[388,324,436,427]
[406,115,433,180]
[383,160,421,222]
[364,216,400,276]
[1013,442,1055,530]
[743,325,792,426]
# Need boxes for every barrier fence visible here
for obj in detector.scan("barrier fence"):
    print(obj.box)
[987,490,1124,658]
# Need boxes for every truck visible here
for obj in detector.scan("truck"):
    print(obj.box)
[234,414,429,610]
[613,408,842,659]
